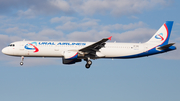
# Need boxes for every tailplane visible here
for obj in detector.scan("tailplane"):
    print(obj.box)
[146,21,173,46]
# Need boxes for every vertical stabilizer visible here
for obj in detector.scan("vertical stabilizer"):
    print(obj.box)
[146,21,173,46]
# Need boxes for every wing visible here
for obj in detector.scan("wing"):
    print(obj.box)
[79,36,112,54]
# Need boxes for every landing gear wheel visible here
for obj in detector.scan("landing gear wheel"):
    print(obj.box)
[85,64,90,69]
[84,58,92,69]
[87,60,92,65]
[85,60,92,69]
[20,62,24,66]
[20,56,24,66]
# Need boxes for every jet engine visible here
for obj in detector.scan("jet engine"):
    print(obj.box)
[63,51,78,59]
[62,50,83,64]
[62,58,82,64]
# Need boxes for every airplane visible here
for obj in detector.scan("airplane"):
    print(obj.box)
[2,21,176,69]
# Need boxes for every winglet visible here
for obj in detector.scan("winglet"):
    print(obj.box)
[108,36,112,40]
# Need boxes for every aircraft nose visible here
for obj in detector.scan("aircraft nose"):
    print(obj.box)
[2,47,8,54]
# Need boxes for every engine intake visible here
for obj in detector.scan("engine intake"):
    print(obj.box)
[63,51,78,60]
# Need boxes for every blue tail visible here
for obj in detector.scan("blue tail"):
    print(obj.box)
[146,21,174,46]
[162,21,173,46]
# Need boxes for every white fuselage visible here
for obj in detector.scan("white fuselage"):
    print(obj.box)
[2,41,155,58]
[1,21,176,68]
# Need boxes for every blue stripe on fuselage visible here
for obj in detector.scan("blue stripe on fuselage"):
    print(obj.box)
[114,46,176,59]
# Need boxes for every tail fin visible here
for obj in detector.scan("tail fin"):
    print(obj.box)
[146,21,173,46]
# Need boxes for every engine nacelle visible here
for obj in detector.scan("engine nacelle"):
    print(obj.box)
[62,50,82,64]
[63,51,78,59]
[62,58,82,64]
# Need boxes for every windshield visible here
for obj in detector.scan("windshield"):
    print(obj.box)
[8,44,15,47]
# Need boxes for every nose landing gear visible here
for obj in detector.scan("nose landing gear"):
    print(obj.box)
[20,56,24,66]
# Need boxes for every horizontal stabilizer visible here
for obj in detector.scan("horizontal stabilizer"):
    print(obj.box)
[157,43,175,50]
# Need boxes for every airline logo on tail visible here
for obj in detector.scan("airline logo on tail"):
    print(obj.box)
[155,33,164,41]
[24,42,39,53]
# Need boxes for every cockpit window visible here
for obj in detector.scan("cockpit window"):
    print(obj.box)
[8,44,15,47]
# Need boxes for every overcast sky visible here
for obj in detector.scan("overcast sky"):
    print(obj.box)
[0,0,180,101]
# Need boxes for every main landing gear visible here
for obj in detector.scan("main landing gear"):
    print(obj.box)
[85,58,92,69]
[20,56,24,66]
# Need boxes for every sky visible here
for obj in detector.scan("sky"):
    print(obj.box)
[0,0,180,101]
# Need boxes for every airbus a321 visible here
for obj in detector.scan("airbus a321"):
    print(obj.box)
[2,21,176,68]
